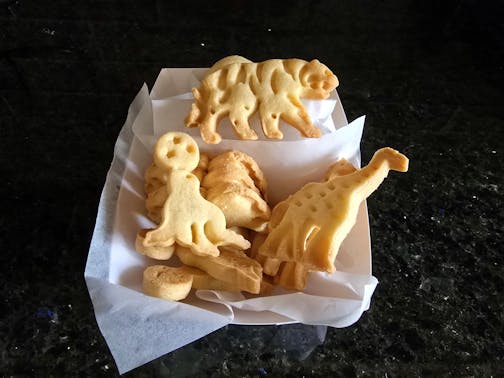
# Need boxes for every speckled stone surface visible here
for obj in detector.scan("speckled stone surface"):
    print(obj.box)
[1,1,503,376]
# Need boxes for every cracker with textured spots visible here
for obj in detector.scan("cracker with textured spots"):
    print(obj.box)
[185,56,339,144]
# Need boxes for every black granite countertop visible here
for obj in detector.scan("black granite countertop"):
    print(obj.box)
[1,1,503,376]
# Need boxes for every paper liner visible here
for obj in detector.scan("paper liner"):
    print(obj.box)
[85,68,378,374]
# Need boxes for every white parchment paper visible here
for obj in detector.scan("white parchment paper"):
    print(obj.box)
[85,68,378,374]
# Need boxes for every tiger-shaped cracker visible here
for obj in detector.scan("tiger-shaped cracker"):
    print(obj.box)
[185,57,339,144]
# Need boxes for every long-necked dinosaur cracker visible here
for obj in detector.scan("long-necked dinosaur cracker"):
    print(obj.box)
[254,159,357,287]
[258,148,409,272]
[142,170,250,257]
[185,56,339,144]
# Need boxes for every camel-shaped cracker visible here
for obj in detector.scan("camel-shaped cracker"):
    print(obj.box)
[258,148,409,273]
[185,57,339,144]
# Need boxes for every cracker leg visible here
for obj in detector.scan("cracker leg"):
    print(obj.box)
[228,108,258,140]
[283,95,322,138]
[199,109,226,144]
[258,103,283,139]
[227,83,258,140]
[182,221,220,257]
[282,109,322,138]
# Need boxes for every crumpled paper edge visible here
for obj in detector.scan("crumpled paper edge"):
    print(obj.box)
[85,69,379,373]
[85,85,233,374]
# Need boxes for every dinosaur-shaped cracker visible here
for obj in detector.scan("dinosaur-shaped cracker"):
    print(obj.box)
[262,159,359,290]
[145,153,210,224]
[143,170,250,257]
[258,148,409,273]
[185,56,339,144]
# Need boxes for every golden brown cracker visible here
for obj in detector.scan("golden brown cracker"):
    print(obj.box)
[203,150,271,231]
[324,158,358,181]
[274,262,308,292]
[181,266,243,292]
[176,246,262,294]
[135,228,175,260]
[259,148,409,272]
[185,57,338,144]
[207,150,268,197]
[154,132,200,171]
[205,183,270,232]
[143,170,250,257]
[207,55,253,75]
